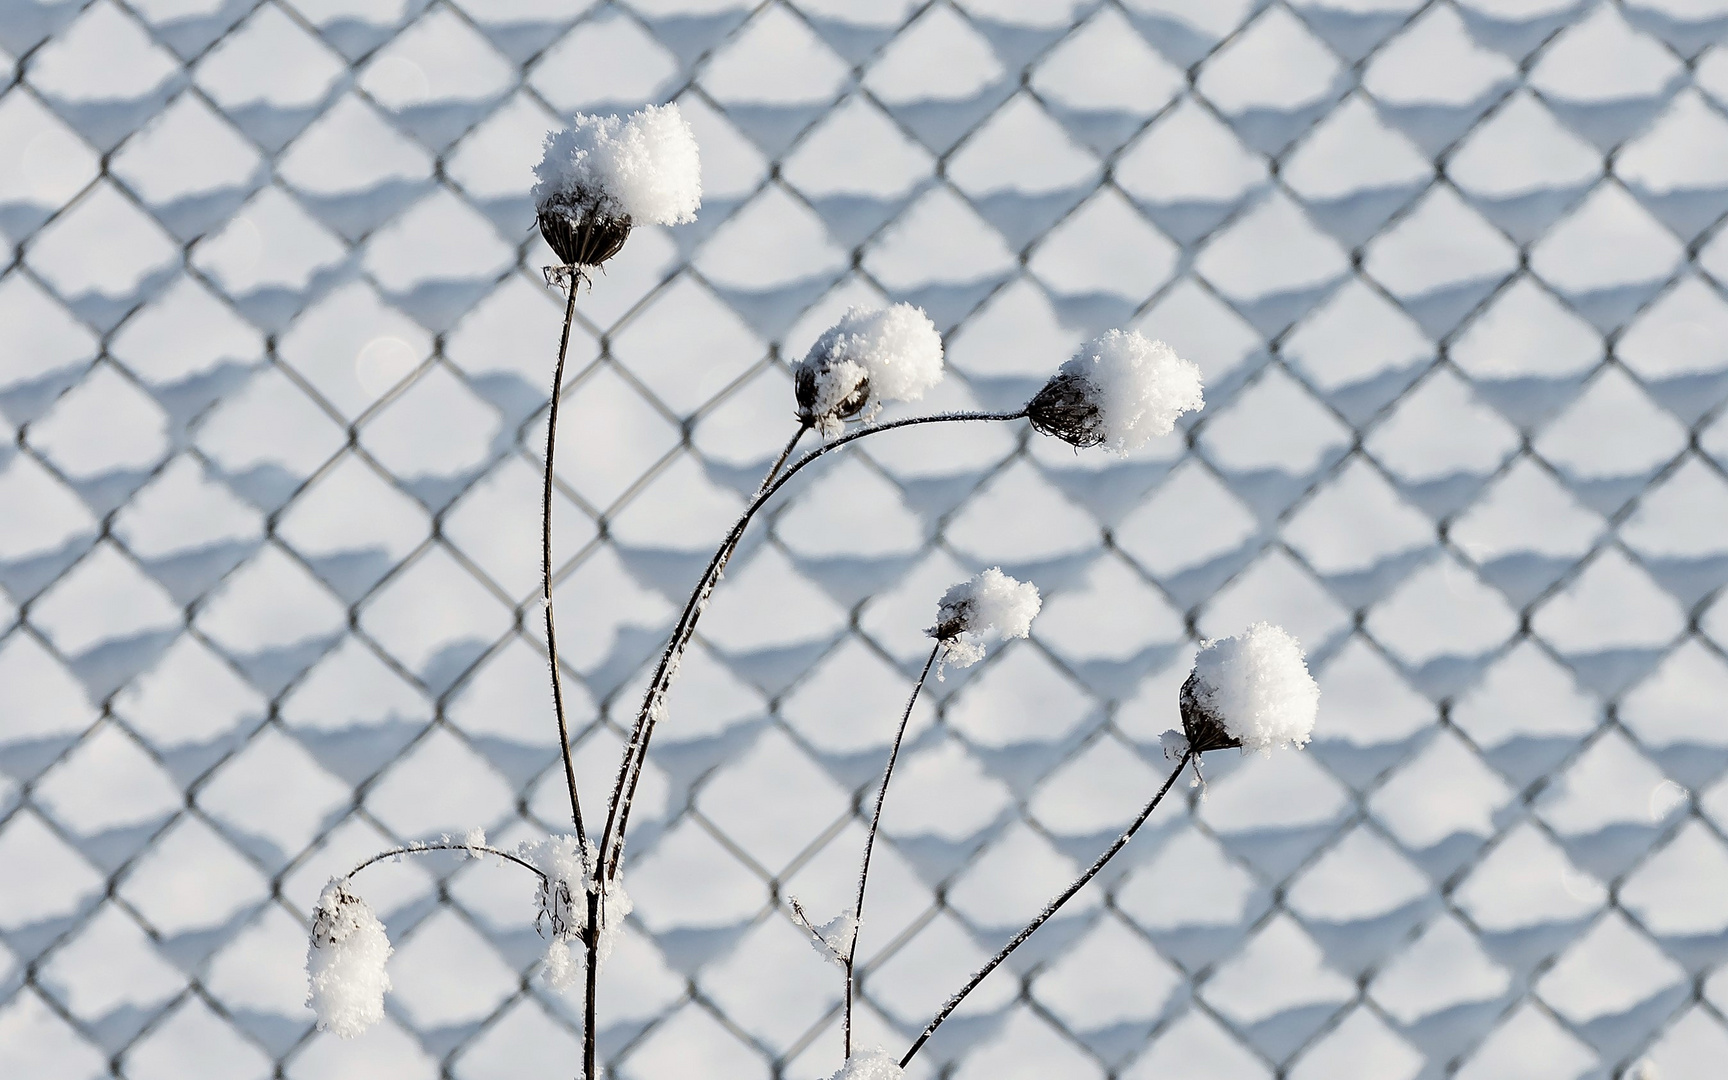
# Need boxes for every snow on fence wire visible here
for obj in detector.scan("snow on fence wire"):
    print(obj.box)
[2,0,1727,1077]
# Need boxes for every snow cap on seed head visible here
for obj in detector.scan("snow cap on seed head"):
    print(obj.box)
[1178,622,1318,755]
[532,104,700,265]
[1028,329,1203,456]
[928,567,1040,668]
[306,878,392,1038]
[529,835,633,990]
[795,304,944,435]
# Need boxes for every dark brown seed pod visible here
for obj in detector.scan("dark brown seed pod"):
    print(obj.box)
[794,361,870,426]
[537,192,633,268]
[1026,370,1106,449]
[1179,670,1242,754]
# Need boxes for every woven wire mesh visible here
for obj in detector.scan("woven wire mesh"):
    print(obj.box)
[4,0,1728,1077]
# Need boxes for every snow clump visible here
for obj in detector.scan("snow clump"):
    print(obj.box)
[1027,329,1203,455]
[825,1048,905,1080]
[1181,622,1318,754]
[928,567,1040,668]
[795,305,944,435]
[306,879,392,1038]
[531,834,634,990]
[533,103,701,226]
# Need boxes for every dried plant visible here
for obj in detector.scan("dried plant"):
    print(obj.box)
[305,104,1322,1080]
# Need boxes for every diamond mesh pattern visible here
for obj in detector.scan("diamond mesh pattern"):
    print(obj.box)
[4,0,1728,1077]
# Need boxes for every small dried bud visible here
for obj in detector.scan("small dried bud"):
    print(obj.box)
[928,567,1040,668]
[794,305,943,435]
[1028,330,1203,456]
[306,879,392,1038]
[1180,623,1318,755]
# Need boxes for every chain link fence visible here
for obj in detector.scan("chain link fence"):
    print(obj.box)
[4,0,1728,1077]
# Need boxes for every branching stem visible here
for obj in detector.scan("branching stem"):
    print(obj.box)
[597,408,1027,886]
[899,751,1194,1068]
[846,641,942,1057]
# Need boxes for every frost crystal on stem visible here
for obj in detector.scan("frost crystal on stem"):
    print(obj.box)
[825,1048,905,1080]
[1027,329,1203,455]
[795,305,945,435]
[532,103,701,266]
[1180,622,1319,754]
[531,835,633,988]
[306,879,392,1038]
[928,566,1040,668]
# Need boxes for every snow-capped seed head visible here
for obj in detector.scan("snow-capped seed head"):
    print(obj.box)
[1027,330,1203,456]
[306,879,392,1039]
[795,304,944,435]
[825,1048,905,1080]
[532,103,702,265]
[928,567,1040,668]
[1181,622,1318,755]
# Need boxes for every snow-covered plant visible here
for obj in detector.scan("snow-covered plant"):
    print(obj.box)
[311,104,1322,1080]
[1027,328,1204,454]
[305,880,392,1038]
[928,566,1041,668]
[794,303,946,435]
[532,103,700,269]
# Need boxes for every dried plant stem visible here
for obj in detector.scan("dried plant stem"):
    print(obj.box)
[899,751,1194,1068]
[345,843,547,883]
[597,408,1027,886]
[846,642,942,1057]
[545,278,587,848]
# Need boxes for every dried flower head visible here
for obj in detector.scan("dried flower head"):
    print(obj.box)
[1027,330,1203,455]
[306,879,392,1038]
[1180,622,1318,755]
[532,104,701,267]
[928,567,1040,668]
[795,304,944,435]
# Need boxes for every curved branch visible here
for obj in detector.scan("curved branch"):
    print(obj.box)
[345,843,547,883]
[899,751,1193,1068]
[597,408,1028,882]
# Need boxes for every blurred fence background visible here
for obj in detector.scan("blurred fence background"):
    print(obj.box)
[4,0,1728,1077]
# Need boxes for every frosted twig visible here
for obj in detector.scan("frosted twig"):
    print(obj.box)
[788,896,848,967]
[899,752,1193,1068]
[344,843,547,883]
[846,641,941,1057]
[596,409,1028,886]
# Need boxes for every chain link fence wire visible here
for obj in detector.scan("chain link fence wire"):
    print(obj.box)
[4,0,1728,1076]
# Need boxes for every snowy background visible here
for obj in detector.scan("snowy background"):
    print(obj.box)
[4,0,1728,1077]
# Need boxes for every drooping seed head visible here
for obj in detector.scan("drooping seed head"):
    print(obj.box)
[1180,622,1318,755]
[795,304,944,435]
[928,567,1041,668]
[1028,330,1203,456]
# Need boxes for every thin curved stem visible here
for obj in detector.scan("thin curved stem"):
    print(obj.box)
[545,279,587,849]
[345,843,547,883]
[899,751,1194,1069]
[846,641,942,1058]
[597,408,1027,884]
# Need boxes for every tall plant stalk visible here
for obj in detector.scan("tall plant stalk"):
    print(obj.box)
[845,642,942,1056]
[544,279,588,852]
[899,751,1193,1067]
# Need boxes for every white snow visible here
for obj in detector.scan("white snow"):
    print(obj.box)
[1061,329,1203,455]
[533,103,701,225]
[797,304,944,434]
[812,912,856,965]
[306,879,392,1038]
[1188,622,1319,753]
[825,1048,905,1080]
[462,826,486,857]
[1161,729,1191,761]
[930,567,1041,668]
[529,834,634,988]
